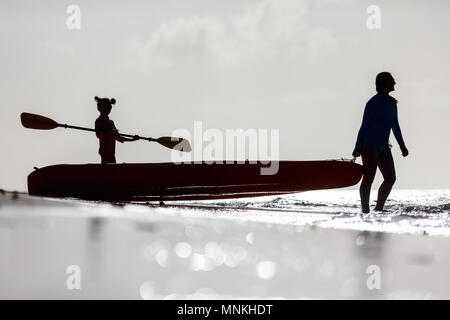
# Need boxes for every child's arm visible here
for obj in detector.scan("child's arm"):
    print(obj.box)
[111,122,139,143]
[115,131,139,142]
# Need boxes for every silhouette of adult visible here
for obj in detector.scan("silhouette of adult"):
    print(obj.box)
[95,96,138,164]
[352,72,408,213]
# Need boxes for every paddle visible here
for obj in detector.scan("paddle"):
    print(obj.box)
[20,112,191,152]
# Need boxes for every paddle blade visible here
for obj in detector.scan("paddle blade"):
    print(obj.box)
[156,137,192,152]
[21,113,59,130]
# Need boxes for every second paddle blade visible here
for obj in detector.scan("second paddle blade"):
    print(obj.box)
[156,136,192,152]
[21,113,59,130]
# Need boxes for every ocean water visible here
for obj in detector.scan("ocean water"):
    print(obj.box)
[1,190,450,299]
[174,189,450,237]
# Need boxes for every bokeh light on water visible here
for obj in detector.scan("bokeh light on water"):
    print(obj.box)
[1,190,450,299]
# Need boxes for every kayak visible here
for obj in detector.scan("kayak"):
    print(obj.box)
[27,160,362,201]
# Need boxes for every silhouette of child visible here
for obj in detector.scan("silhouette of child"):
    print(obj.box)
[94,96,138,164]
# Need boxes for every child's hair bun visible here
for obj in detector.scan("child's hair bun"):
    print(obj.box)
[95,96,115,108]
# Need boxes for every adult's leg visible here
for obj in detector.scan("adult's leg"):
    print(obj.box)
[375,147,396,211]
[360,144,379,213]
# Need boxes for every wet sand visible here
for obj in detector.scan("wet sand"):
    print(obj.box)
[0,191,449,299]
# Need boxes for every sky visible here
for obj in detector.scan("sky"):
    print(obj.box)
[1,0,449,191]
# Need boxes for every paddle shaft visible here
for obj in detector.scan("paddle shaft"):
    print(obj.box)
[59,124,156,141]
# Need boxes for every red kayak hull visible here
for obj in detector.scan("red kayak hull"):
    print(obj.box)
[27,161,362,201]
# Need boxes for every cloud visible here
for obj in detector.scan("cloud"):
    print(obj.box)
[131,0,338,69]
[132,16,224,68]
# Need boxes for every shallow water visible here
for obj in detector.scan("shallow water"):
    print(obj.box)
[173,189,450,237]
[1,190,450,299]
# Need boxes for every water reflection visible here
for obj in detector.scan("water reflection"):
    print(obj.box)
[86,217,105,282]
[354,231,387,299]
[356,231,385,258]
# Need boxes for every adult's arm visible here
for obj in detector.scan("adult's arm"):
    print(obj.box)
[392,105,406,149]
[355,101,374,149]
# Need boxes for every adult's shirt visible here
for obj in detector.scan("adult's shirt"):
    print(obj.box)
[355,93,406,152]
